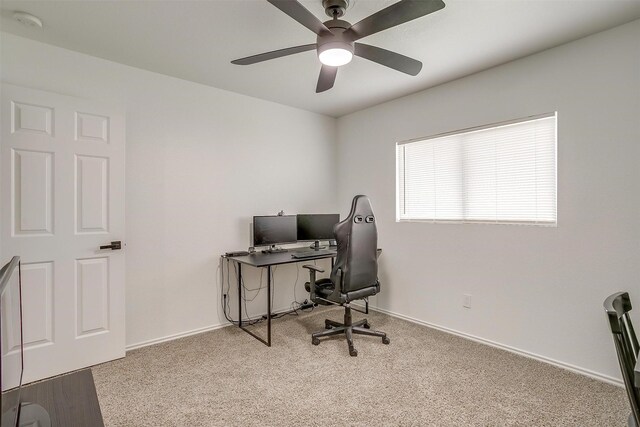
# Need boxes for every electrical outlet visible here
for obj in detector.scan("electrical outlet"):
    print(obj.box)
[463,294,472,309]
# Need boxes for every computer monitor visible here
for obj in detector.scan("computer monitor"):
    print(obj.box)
[297,214,340,250]
[252,215,297,249]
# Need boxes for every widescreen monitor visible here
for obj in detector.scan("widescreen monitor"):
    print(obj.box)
[297,214,340,242]
[252,215,297,247]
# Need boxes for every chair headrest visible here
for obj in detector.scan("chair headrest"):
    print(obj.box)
[347,195,374,224]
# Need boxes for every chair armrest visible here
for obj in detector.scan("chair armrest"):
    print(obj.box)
[302,265,324,302]
[302,264,324,273]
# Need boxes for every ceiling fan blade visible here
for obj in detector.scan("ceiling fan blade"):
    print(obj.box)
[316,65,338,93]
[354,43,422,76]
[267,0,331,36]
[343,0,445,42]
[231,44,317,65]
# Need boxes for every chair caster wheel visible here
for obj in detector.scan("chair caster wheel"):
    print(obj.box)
[349,348,358,357]
[382,337,390,345]
[325,321,333,329]
[312,337,320,346]
[363,323,371,329]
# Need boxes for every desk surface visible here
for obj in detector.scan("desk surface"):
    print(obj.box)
[228,247,336,267]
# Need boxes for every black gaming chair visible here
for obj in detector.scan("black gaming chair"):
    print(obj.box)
[303,195,389,356]
[604,292,640,427]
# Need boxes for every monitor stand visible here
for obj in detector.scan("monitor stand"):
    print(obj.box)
[262,245,288,254]
[309,241,327,250]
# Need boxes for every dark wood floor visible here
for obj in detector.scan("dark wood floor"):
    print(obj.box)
[7,369,103,427]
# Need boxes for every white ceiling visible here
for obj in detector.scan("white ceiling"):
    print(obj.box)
[1,0,639,117]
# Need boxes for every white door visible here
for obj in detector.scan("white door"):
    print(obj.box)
[0,84,125,386]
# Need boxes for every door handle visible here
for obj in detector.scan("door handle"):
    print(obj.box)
[100,241,122,250]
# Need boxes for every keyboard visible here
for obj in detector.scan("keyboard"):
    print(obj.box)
[291,250,335,259]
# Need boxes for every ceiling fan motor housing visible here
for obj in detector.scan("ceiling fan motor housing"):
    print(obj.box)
[317,18,354,58]
[322,0,349,18]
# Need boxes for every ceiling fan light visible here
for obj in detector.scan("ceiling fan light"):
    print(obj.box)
[319,48,353,66]
[318,42,354,67]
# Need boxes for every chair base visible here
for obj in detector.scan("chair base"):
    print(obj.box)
[311,305,389,356]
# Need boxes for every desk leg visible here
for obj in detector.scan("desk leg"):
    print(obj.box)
[238,263,242,327]
[238,263,271,347]
[267,265,272,347]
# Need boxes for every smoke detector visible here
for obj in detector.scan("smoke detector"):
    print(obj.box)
[13,12,43,29]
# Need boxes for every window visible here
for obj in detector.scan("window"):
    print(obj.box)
[396,113,557,225]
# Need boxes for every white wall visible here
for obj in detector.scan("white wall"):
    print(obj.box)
[336,20,640,381]
[0,33,338,348]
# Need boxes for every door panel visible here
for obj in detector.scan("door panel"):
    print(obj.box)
[11,101,54,136]
[1,83,125,387]
[75,257,110,337]
[21,261,54,349]
[12,149,54,236]
[76,155,109,234]
[75,112,109,143]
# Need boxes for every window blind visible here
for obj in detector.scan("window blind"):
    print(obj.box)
[396,113,557,225]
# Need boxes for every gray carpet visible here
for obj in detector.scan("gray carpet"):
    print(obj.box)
[92,308,627,426]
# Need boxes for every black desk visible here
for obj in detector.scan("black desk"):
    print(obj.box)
[226,248,337,346]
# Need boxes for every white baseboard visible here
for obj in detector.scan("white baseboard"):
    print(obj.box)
[357,304,623,387]
[124,304,298,351]
[126,304,623,387]
[126,322,231,351]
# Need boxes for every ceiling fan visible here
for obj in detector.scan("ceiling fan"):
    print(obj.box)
[231,0,446,93]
